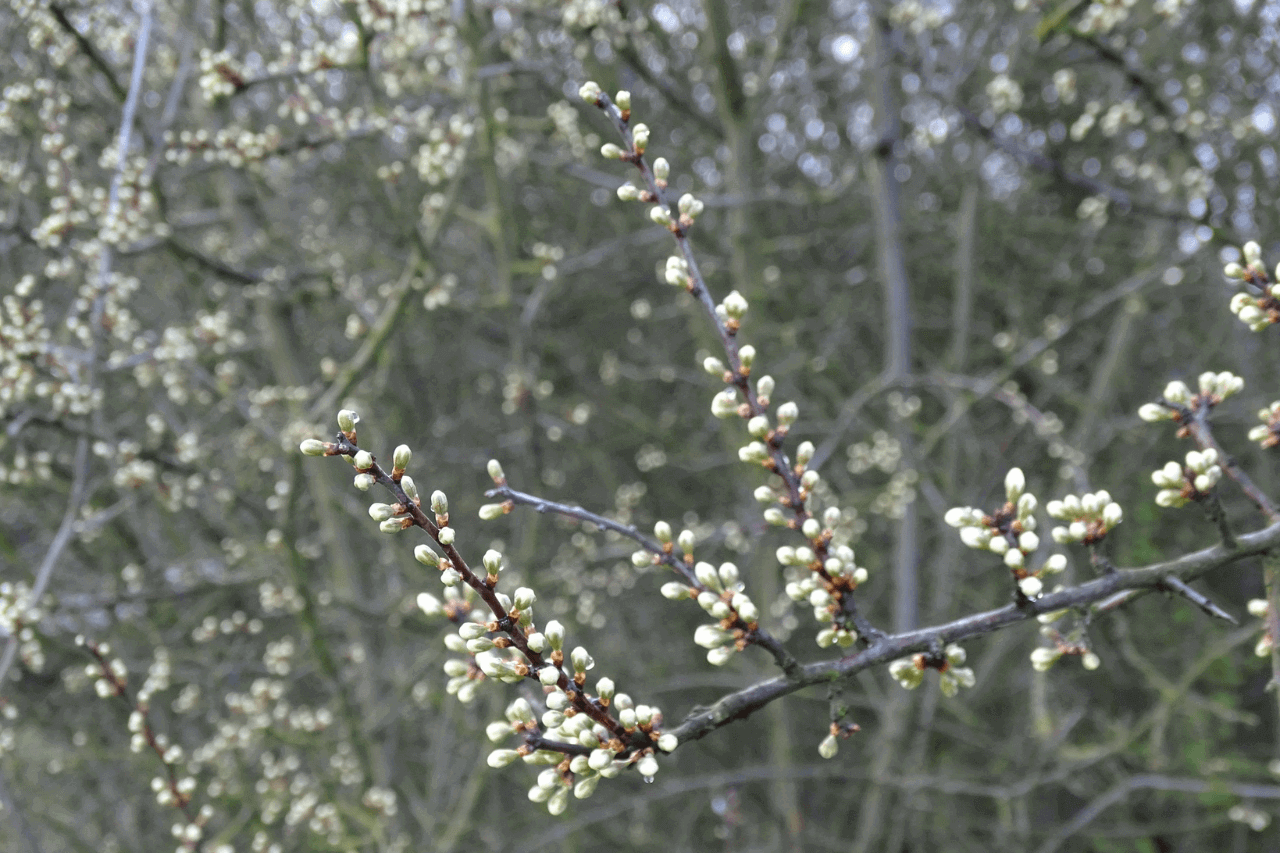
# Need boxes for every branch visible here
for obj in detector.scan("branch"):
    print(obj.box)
[667,519,1280,745]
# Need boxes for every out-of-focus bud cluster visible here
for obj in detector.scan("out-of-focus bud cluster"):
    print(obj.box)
[888,644,975,697]
[945,469,1053,597]
[1030,615,1100,672]
[1248,402,1280,449]
[1046,491,1122,546]
[1248,599,1274,657]
[1138,372,1243,425]
[1151,448,1221,508]
[1224,242,1280,332]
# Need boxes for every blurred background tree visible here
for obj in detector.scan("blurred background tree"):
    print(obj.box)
[3,0,1280,850]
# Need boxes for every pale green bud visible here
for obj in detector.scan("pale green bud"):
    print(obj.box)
[479,503,506,520]
[796,441,815,466]
[369,503,395,522]
[657,732,678,752]
[616,182,641,201]
[544,620,565,649]
[756,375,775,399]
[818,734,839,759]
[466,637,495,653]
[703,355,726,375]
[1224,262,1245,279]
[711,389,739,418]
[754,485,775,503]
[707,646,736,666]
[649,206,673,226]
[354,450,374,470]
[393,444,411,470]
[695,561,721,591]
[353,473,375,491]
[539,666,560,686]
[337,409,359,432]
[802,518,821,539]
[661,582,693,600]
[776,401,798,426]
[414,545,439,567]
[513,587,536,609]
[614,89,631,110]
[763,507,787,525]
[1243,241,1263,265]
[400,475,418,501]
[738,345,756,370]
[458,622,488,640]
[578,81,602,103]
[722,290,748,318]
[631,549,653,568]
[631,123,649,152]
[299,439,327,456]
[654,520,672,542]
[653,157,670,181]
[748,415,770,437]
[678,193,703,216]
[571,646,593,672]
[379,519,404,534]
[601,142,625,159]
[596,677,615,702]
[488,749,520,768]
[739,442,770,464]
[678,529,696,554]
[1005,467,1025,502]
[431,490,448,514]
[437,526,455,545]
[482,550,503,574]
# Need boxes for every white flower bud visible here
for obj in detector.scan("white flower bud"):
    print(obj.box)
[337,409,360,432]
[578,81,602,102]
[299,439,328,456]
[354,450,374,471]
[1005,468,1025,501]
[487,459,505,483]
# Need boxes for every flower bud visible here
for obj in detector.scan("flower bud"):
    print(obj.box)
[703,356,726,375]
[368,503,395,522]
[649,206,673,226]
[776,401,798,426]
[353,473,374,491]
[400,475,418,501]
[482,550,503,574]
[414,545,439,567]
[337,409,359,432]
[1005,468,1025,502]
[796,441,815,466]
[631,123,649,152]
[722,290,748,318]
[578,81,602,103]
[678,529,696,554]
[437,526,455,545]
[571,646,594,672]
[539,666,560,686]
[354,450,374,471]
[379,519,404,534]
[479,503,506,520]
[818,734,839,759]
[653,157,670,181]
[763,507,787,525]
[756,375,775,400]
[544,620,565,649]
[654,520,672,542]
[601,142,625,159]
[487,459,505,483]
[614,89,631,110]
[1244,241,1263,265]
[393,444,411,470]
[299,439,327,456]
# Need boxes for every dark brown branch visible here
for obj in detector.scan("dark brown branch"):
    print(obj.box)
[667,519,1280,745]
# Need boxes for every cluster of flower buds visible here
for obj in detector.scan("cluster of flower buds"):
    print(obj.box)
[1247,599,1274,658]
[486,691,677,815]
[1224,241,1280,332]
[1030,638,1100,672]
[1248,402,1280,449]
[659,557,760,665]
[778,516,868,648]
[888,644,975,696]
[1137,372,1244,424]
[1151,448,1222,508]
[1046,491,1123,545]
[945,469,1056,597]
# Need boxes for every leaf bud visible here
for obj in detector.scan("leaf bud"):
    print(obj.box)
[337,409,360,432]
